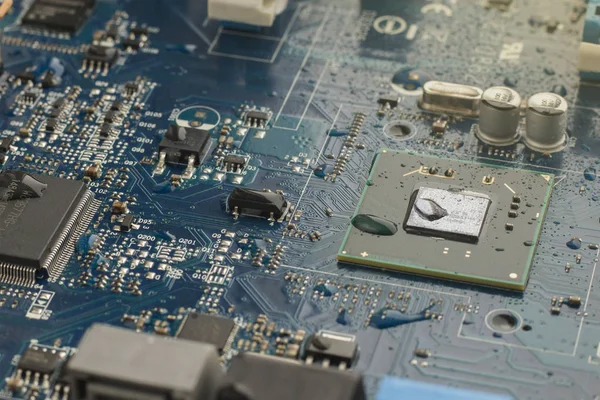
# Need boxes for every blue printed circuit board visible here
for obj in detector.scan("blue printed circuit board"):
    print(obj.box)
[0,0,600,399]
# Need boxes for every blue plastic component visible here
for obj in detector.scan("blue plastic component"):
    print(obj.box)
[375,377,513,400]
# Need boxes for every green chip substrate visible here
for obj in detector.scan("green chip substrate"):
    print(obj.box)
[338,150,553,291]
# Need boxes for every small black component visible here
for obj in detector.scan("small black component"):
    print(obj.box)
[0,171,98,287]
[22,0,96,33]
[106,24,120,39]
[49,108,63,118]
[103,110,122,124]
[0,137,13,153]
[220,352,366,400]
[46,118,59,132]
[22,91,38,103]
[129,25,149,37]
[120,214,134,232]
[158,125,211,166]
[52,98,67,109]
[228,188,288,220]
[18,347,63,375]
[122,38,142,50]
[41,70,59,88]
[222,154,246,172]
[377,93,399,108]
[244,110,269,127]
[16,71,36,83]
[84,45,119,67]
[110,100,124,111]
[304,331,358,367]
[124,81,139,95]
[177,312,236,352]
[98,123,114,137]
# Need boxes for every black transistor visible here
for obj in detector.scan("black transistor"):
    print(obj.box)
[244,110,270,128]
[83,45,120,68]
[120,214,135,232]
[377,93,399,108]
[110,100,125,112]
[124,81,139,95]
[130,25,149,37]
[0,137,13,153]
[104,111,122,124]
[16,71,36,84]
[46,118,59,132]
[304,331,358,368]
[158,125,211,167]
[222,154,247,172]
[123,38,142,50]
[98,123,114,138]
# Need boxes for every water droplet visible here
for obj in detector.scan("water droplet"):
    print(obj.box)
[153,181,176,193]
[567,238,582,250]
[544,67,555,76]
[584,167,597,181]
[524,240,534,247]
[337,308,350,325]
[414,198,448,221]
[313,164,333,178]
[503,77,518,87]
[391,68,433,93]
[314,283,336,297]
[551,84,567,97]
[351,214,398,236]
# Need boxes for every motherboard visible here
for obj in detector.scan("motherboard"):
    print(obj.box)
[0,0,599,399]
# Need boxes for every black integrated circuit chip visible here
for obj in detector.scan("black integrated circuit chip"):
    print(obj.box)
[18,347,64,375]
[176,312,236,351]
[338,150,553,291]
[0,171,98,286]
[83,45,120,67]
[22,0,96,33]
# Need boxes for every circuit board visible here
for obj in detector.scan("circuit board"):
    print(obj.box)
[0,0,599,399]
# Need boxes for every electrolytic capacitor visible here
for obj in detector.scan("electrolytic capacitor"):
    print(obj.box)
[524,92,568,153]
[476,86,522,146]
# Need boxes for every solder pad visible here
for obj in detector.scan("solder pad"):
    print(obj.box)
[338,150,553,291]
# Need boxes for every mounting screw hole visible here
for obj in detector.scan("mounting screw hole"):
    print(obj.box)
[484,309,522,334]
[384,121,417,141]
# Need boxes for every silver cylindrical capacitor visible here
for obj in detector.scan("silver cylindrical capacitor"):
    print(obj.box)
[524,92,568,153]
[476,87,521,146]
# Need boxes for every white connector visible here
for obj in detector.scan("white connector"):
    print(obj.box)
[208,0,289,27]
[578,42,600,75]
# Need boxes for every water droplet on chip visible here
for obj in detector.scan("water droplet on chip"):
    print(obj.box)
[352,214,398,236]
[584,167,597,181]
[414,198,448,221]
